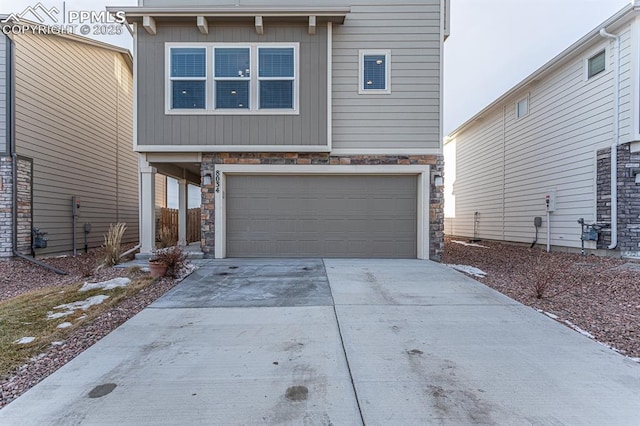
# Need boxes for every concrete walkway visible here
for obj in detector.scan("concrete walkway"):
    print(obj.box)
[1,259,639,425]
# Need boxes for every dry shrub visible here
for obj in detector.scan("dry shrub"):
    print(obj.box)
[100,223,127,267]
[152,246,187,278]
[158,226,177,248]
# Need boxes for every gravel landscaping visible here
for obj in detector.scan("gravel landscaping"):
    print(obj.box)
[1,240,638,409]
[0,249,184,408]
[442,236,640,361]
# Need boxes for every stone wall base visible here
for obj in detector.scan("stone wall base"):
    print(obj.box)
[201,152,444,261]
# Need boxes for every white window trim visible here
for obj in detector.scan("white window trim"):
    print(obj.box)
[213,164,430,260]
[359,49,392,95]
[516,95,529,119]
[584,47,608,81]
[165,42,300,115]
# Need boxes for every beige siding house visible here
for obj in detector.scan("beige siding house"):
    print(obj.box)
[0,27,138,257]
[445,3,640,258]
[114,0,448,260]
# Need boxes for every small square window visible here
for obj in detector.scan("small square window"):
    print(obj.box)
[516,97,529,119]
[587,50,606,79]
[359,50,391,94]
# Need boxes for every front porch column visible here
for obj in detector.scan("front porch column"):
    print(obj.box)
[178,178,188,246]
[140,163,157,255]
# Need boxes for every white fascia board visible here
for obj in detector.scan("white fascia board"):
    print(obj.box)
[215,164,430,174]
[448,3,637,139]
[330,148,442,156]
[135,145,330,153]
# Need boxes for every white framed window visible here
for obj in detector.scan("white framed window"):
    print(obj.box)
[585,49,606,80]
[516,96,529,119]
[359,50,391,94]
[165,42,299,115]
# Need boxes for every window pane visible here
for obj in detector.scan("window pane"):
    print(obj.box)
[260,80,293,109]
[171,48,206,78]
[259,48,294,77]
[588,51,605,78]
[517,98,528,118]
[172,81,205,109]
[363,55,386,90]
[216,81,249,109]
[215,48,250,78]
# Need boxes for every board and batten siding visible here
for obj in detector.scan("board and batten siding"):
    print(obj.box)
[445,25,631,249]
[0,34,7,154]
[137,0,442,152]
[137,24,327,148]
[12,32,138,255]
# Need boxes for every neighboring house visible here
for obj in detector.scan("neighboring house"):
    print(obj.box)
[0,23,138,257]
[113,0,449,260]
[444,3,640,258]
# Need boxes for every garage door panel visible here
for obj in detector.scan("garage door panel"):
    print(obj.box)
[226,175,417,258]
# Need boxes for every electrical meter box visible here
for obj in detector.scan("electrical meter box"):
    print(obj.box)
[545,189,556,212]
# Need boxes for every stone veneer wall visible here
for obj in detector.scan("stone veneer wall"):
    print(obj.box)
[597,144,640,255]
[201,153,444,261]
[16,157,32,254]
[0,156,13,258]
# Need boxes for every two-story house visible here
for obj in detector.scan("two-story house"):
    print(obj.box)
[0,21,138,258]
[113,0,448,260]
[444,2,640,258]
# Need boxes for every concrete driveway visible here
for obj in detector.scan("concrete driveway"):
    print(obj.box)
[1,259,639,425]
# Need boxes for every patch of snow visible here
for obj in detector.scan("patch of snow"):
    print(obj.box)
[47,295,110,320]
[543,311,559,320]
[563,320,595,339]
[15,337,35,345]
[57,322,72,329]
[54,295,109,312]
[446,264,487,278]
[51,341,65,346]
[79,277,131,292]
[47,310,75,320]
[451,240,489,249]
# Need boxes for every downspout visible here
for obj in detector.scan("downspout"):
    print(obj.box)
[6,36,66,275]
[599,28,620,250]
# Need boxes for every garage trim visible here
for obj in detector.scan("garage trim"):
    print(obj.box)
[213,164,430,259]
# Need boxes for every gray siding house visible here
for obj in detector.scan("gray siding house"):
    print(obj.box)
[445,2,640,258]
[0,27,138,257]
[114,0,448,259]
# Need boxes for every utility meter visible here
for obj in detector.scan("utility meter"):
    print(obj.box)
[72,196,81,216]
[544,189,556,212]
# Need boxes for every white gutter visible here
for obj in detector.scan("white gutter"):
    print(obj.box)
[600,28,620,250]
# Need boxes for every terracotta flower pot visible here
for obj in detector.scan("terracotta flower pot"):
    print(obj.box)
[148,260,168,278]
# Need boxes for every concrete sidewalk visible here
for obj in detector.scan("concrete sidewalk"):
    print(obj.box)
[1,259,639,425]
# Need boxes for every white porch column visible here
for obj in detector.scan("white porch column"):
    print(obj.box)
[178,178,188,246]
[139,162,157,255]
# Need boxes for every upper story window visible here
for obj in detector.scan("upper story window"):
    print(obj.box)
[359,50,391,94]
[516,96,529,119]
[587,50,606,79]
[166,43,299,115]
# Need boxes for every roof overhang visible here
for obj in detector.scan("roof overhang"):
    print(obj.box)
[448,2,638,139]
[108,6,349,35]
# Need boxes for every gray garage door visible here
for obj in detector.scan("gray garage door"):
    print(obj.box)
[226,175,417,258]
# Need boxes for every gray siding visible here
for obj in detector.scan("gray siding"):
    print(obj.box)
[0,34,7,154]
[137,23,327,147]
[332,3,441,151]
[13,32,138,255]
[137,0,442,152]
[226,174,417,257]
[445,24,632,250]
